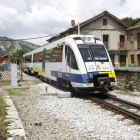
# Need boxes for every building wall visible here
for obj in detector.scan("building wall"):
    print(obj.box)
[115,68,140,91]
[80,15,127,67]
[127,28,140,50]
[127,50,140,67]
[127,26,140,67]
[81,15,127,49]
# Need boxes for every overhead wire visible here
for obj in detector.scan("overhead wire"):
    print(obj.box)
[0,33,60,41]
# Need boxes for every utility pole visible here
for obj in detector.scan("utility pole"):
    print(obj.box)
[78,22,80,35]
[20,57,23,81]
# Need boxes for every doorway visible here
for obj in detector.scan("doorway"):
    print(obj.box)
[120,55,126,67]
[137,33,140,49]
[137,55,140,67]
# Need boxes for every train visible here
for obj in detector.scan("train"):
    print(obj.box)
[22,35,117,93]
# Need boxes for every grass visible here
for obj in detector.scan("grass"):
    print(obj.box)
[0,82,10,87]
[12,100,20,112]
[117,91,131,95]
[8,89,28,96]
[0,96,8,140]
[8,88,28,112]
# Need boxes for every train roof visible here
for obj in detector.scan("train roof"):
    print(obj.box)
[69,35,103,45]
[23,35,103,57]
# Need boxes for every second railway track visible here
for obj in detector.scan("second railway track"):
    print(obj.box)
[86,94,140,124]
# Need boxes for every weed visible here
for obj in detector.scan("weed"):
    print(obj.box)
[117,91,131,95]
[8,89,28,96]
[12,100,20,112]
[0,82,10,87]
[0,96,8,140]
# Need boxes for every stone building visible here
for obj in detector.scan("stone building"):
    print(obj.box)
[127,19,140,67]
[47,11,129,67]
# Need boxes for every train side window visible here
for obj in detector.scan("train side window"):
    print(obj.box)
[25,55,32,63]
[33,51,43,62]
[49,46,63,62]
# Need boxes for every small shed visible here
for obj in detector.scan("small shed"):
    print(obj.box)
[0,54,9,65]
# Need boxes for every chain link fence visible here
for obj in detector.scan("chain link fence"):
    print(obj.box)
[0,58,11,81]
[0,57,23,82]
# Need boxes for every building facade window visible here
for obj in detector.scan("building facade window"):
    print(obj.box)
[131,55,134,64]
[103,19,107,25]
[103,35,109,49]
[137,33,140,49]
[120,35,125,48]
[130,34,134,43]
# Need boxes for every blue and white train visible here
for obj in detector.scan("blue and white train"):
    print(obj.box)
[23,35,117,93]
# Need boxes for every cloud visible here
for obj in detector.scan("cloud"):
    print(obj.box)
[0,0,140,45]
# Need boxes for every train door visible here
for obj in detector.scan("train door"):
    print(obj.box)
[65,45,71,80]
[65,45,78,82]
[42,48,46,72]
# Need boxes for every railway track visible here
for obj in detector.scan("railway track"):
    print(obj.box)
[88,95,140,124]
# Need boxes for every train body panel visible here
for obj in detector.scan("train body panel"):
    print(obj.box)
[23,35,117,93]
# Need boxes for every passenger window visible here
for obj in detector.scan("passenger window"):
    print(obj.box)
[25,55,32,63]
[33,52,43,62]
[45,46,63,62]
[66,45,78,70]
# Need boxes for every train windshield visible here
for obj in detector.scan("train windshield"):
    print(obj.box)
[79,48,93,62]
[78,44,108,62]
[90,45,108,60]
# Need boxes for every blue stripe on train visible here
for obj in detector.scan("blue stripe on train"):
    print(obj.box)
[51,71,99,83]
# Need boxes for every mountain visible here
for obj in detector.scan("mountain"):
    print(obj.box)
[0,37,41,57]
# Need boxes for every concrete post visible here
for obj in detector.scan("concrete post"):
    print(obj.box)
[11,64,18,86]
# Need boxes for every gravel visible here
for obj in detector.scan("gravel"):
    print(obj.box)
[108,90,140,105]
[11,82,140,140]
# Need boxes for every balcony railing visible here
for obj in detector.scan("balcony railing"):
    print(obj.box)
[120,42,125,48]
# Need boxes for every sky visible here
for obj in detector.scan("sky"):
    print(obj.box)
[0,0,139,45]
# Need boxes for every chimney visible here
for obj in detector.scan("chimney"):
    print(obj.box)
[71,20,75,28]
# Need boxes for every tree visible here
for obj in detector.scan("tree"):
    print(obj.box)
[10,49,26,64]
[11,49,26,58]
[0,48,4,57]
[121,17,139,26]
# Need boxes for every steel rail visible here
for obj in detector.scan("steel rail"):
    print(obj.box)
[108,96,140,109]
[90,97,140,123]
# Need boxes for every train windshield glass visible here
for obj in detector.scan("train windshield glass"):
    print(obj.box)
[79,48,93,62]
[90,45,108,60]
